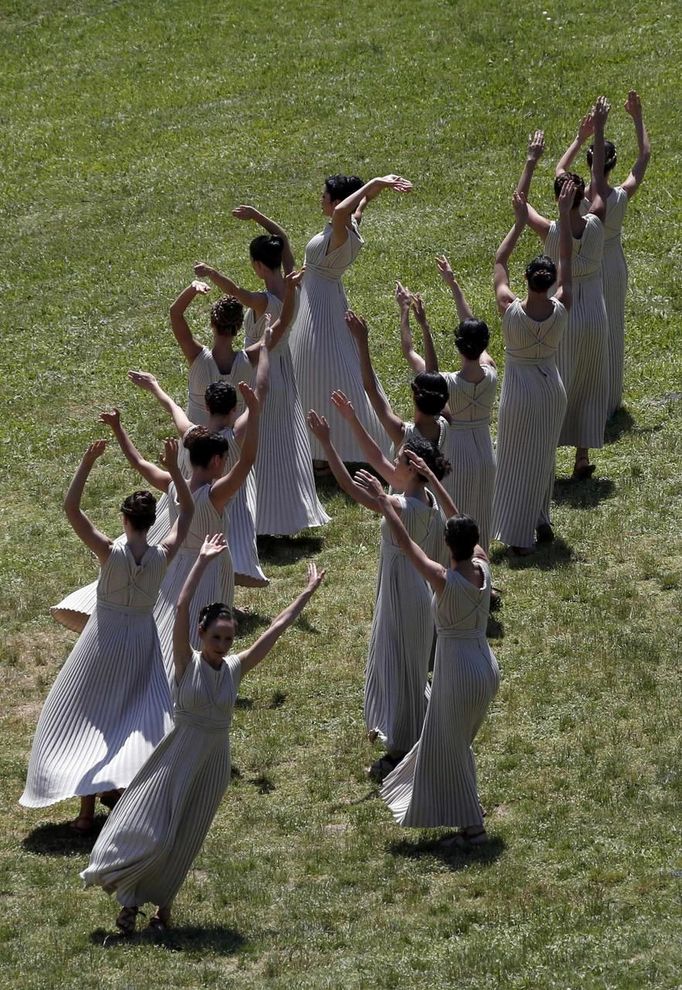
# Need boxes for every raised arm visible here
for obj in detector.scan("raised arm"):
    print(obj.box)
[307,410,395,512]
[494,191,528,314]
[396,281,426,374]
[355,470,447,596]
[158,438,195,562]
[403,449,458,519]
[192,262,265,317]
[170,281,211,364]
[127,370,193,437]
[63,441,113,565]
[436,255,474,320]
[410,294,439,373]
[345,310,405,446]
[329,391,399,487]
[330,174,412,249]
[621,91,650,199]
[232,204,295,274]
[239,563,325,675]
[234,334,270,445]
[587,96,610,220]
[210,383,260,513]
[555,111,594,177]
[173,535,227,683]
[553,180,575,311]
[517,131,551,241]
[99,409,171,493]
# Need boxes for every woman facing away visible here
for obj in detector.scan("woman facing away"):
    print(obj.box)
[398,266,497,552]
[290,173,412,468]
[308,403,454,778]
[555,91,650,416]
[522,101,610,480]
[20,438,193,833]
[81,535,325,937]
[195,227,330,535]
[491,178,575,554]
[354,472,499,848]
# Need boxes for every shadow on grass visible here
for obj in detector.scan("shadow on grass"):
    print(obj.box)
[91,924,247,954]
[553,477,615,507]
[604,407,635,443]
[490,536,576,571]
[486,615,504,640]
[234,609,271,638]
[257,535,324,565]
[389,834,506,870]
[22,814,108,855]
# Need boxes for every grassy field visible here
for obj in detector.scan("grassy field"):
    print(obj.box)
[1,1,681,987]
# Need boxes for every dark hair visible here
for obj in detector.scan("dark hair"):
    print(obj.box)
[120,490,157,531]
[525,254,557,292]
[586,140,617,174]
[410,372,449,416]
[199,601,235,631]
[445,514,479,561]
[211,295,243,336]
[250,234,284,270]
[205,381,237,416]
[553,171,585,208]
[403,436,451,481]
[324,174,364,203]
[186,431,230,468]
[455,318,489,360]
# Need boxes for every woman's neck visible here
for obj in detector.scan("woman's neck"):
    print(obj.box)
[413,410,440,436]
[262,269,285,299]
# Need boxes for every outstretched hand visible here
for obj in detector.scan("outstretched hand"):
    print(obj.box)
[159,437,179,471]
[199,533,228,560]
[306,409,331,444]
[232,205,258,221]
[411,292,427,325]
[128,370,158,391]
[558,178,576,215]
[192,267,213,284]
[305,561,326,594]
[82,439,107,467]
[284,267,306,291]
[624,90,642,119]
[353,468,386,500]
[395,280,412,310]
[262,316,274,351]
[239,382,261,413]
[436,254,457,286]
[577,110,595,142]
[513,190,529,225]
[331,389,356,422]
[379,174,413,193]
[403,447,433,481]
[592,95,610,127]
[344,310,368,342]
[99,408,121,430]
[527,130,545,162]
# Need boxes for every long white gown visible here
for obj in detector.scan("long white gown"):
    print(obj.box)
[290,221,390,462]
[244,294,330,535]
[82,650,240,910]
[21,544,173,807]
[381,560,499,828]
[186,346,253,426]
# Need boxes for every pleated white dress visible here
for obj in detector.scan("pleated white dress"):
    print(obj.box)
[81,650,240,910]
[21,544,173,807]
[545,215,608,449]
[440,367,497,551]
[154,483,234,686]
[365,493,447,755]
[244,294,330,535]
[290,221,391,462]
[186,347,253,426]
[583,188,629,415]
[492,298,568,548]
[381,560,500,828]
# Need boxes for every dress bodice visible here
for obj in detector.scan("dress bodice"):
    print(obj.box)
[167,482,226,549]
[243,292,286,349]
[443,366,497,426]
[546,213,605,281]
[303,221,364,281]
[174,650,241,733]
[433,560,491,636]
[502,298,568,365]
[381,492,446,565]
[96,543,167,613]
[401,417,448,453]
[187,347,253,426]
[581,187,628,247]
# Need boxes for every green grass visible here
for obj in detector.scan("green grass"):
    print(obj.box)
[1,1,681,987]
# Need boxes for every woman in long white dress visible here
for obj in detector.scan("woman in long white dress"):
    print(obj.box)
[398,267,497,551]
[522,103,609,479]
[195,224,329,535]
[291,173,412,466]
[555,91,651,416]
[356,474,499,847]
[308,403,455,776]
[82,535,325,936]
[20,438,193,833]
[491,180,575,552]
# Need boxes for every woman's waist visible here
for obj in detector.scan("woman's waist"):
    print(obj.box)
[436,627,487,640]
[95,598,156,616]
[504,352,558,367]
[447,417,491,431]
[174,710,231,734]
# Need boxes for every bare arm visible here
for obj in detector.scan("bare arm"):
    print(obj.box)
[170,281,211,364]
[411,294,439,373]
[621,91,651,199]
[494,192,527,314]
[234,335,270,445]
[330,391,399,487]
[99,409,172,492]
[127,371,193,437]
[63,441,113,565]
[345,310,405,446]
[173,535,227,683]
[555,111,594,176]
[396,281,426,374]
[158,439,195,562]
[210,384,260,513]
[232,204,295,274]
[193,262,266,317]
[239,563,325,675]
[554,180,575,310]
[589,97,611,211]
[330,174,412,250]
[436,255,474,320]
[516,131,551,241]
